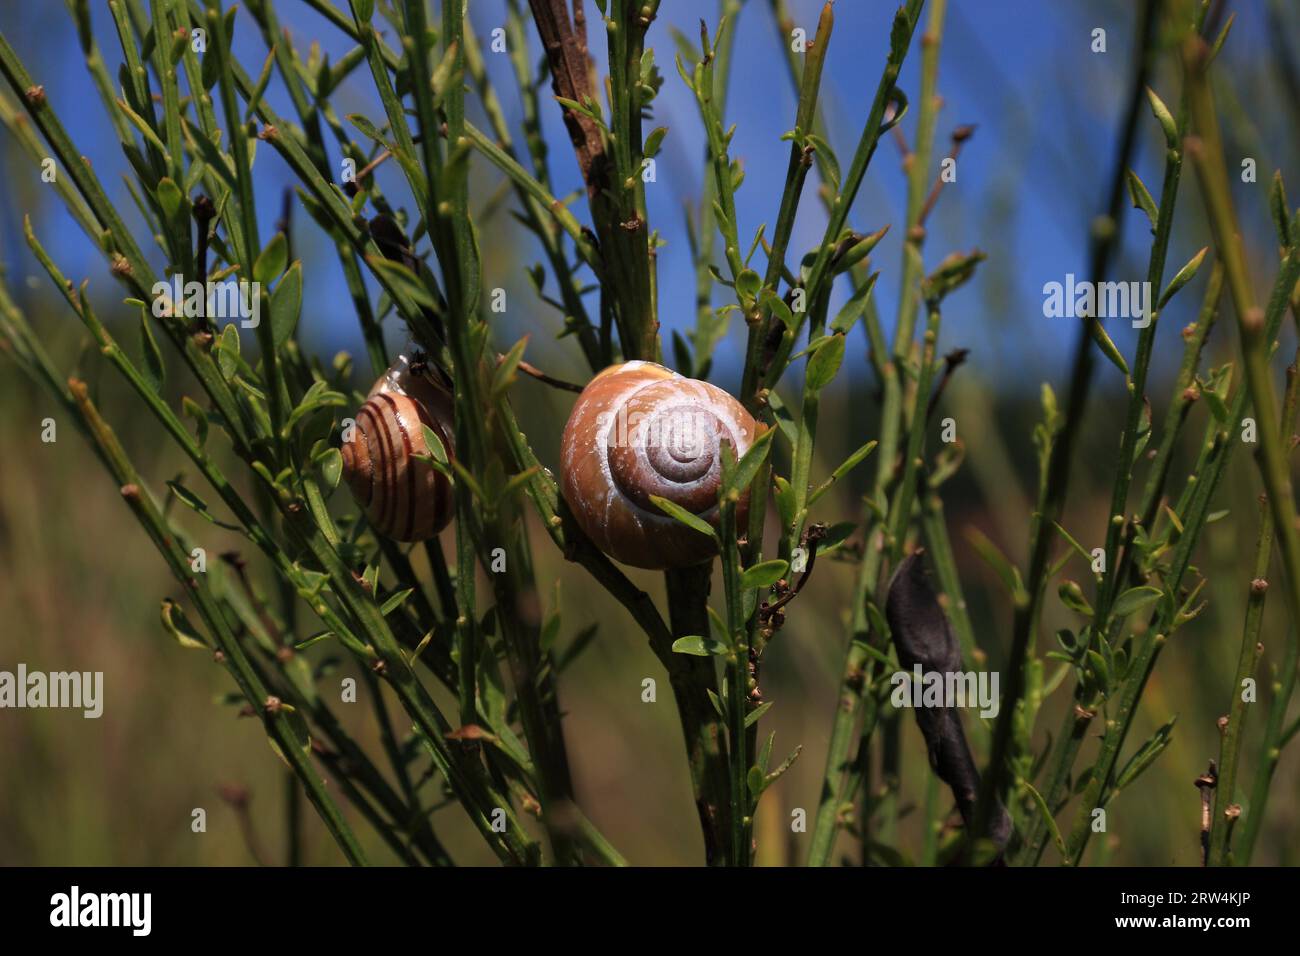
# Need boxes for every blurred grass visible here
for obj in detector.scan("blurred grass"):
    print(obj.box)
[2,322,1295,864]
[1,0,1298,866]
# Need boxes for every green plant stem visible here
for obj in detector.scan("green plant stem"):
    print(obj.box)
[1209,483,1277,864]
[687,0,746,381]
[491,393,730,863]
[603,0,660,360]
[1133,263,1224,532]
[768,0,923,385]
[1061,247,1300,862]
[68,378,367,864]
[0,29,256,454]
[1239,630,1300,863]
[1013,263,1223,866]
[1093,128,1194,631]
[1239,344,1300,866]
[665,564,731,866]
[1185,26,1300,867]
[243,0,388,377]
[400,0,582,865]
[204,1,288,450]
[972,0,1161,848]
[920,491,979,669]
[740,1,832,407]
[805,0,935,865]
[464,15,602,369]
[1016,73,1202,867]
[719,494,750,866]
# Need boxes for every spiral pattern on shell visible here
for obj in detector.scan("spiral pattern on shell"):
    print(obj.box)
[560,361,757,569]
[341,354,455,542]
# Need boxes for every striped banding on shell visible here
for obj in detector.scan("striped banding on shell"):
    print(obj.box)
[341,354,454,542]
[560,361,758,569]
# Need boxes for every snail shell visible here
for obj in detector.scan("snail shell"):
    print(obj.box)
[341,353,455,541]
[560,361,758,569]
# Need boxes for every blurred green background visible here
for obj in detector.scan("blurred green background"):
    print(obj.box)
[1,0,1298,865]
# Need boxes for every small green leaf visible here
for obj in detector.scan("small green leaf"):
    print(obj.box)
[833,227,889,276]
[809,440,877,506]
[217,323,240,378]
[757,730,775,774]
[766,390,797,447]
[741,559,789,590]
[181,396,209,448]
[420,424,450,467]
[1126,168,1158,233]
[1058,580,1093,618]
[965,527,1026,602]
[155,177,187,235]
[671,635,729,656]
[763,744,803,787]
[1145,86,1178,149]
[644,125,668,158]
[1202,383,1230,423]
[921,249,985,302]
[1050,521,1093,567]
[160,598,208,650]
[493,336,528,397]
[745,700,773,728]
[1269,171,1292,248]
[380,588,414,616]
[830,271,880,333]
[1158,246,1208,310]
[804,332,845,392]
[294,631,336,652]
[1022,781,1068,861]
[671,329,694,377]
[497,466,540,506]
[650,495,717,539]
[167,480,209,514]
[1111,585,1163,618]
[367,255,437,310]
[735,268,761,301]
[761,288,794,330]
[1090,321,1130,378]
[1113,716,1177,791]
[139,309,165,393]
[704,688,725,721]
[165,479,240,531]
[727,425,776,497]
[347,113,391,149]
[817,520,858,556]
[1085,648,1110,694]
[318,446,343,491]
[254,233,288,285]
[773,474,797,529]
[283,383,347,434]
[270,261,303,348]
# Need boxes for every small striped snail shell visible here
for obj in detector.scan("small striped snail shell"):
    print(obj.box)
[341,353,455,541]
[560,361,758,570]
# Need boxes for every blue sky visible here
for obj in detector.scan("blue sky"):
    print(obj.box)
[0,1,1289,397]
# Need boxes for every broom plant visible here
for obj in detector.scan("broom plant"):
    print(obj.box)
[0,0,1297,866]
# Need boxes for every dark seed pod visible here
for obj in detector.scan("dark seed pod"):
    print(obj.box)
[341,353,454,541]
[886,550,1012,854]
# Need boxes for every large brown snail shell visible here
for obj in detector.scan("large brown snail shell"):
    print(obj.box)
[340,353,455,541]
[559,361,758,569]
